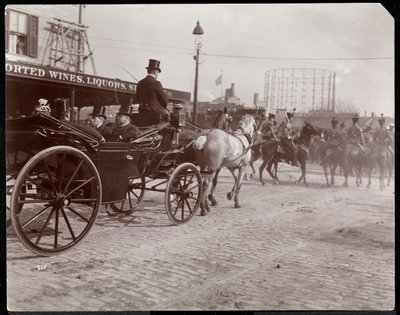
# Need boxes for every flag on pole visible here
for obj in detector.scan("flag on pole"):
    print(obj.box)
[215,74,222,86]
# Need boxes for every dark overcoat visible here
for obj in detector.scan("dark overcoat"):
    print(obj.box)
[136,75,168,115]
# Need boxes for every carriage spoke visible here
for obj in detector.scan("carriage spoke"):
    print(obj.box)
[18,199,53,204]
[66,206,90,223]
[60,208,76,241]
[64,177,95,198]
[58,153,66,192]
[63,160,84,193]
[43,159,58,193]
[54,208,60,249]
[172,196,183,216]
[34,207,55,245]
[181,196,185,220]
[184,198,194,214]
[29,177,55,197]
[69,198,98,202]
[21,204,52,229]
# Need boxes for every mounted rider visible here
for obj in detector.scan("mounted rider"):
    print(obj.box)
[259,112,278,141]
[363,124,373,146]
[320,117,345,165]
[374,114,394,156]
[277,108,300,167]
[347,114,365,151]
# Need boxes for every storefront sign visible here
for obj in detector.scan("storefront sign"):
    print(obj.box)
[5,60,190,101]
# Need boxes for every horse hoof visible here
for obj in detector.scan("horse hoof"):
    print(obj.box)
[211,200,217,206]
[227,192,232,200]
[250,173,253,179]
[235,203,241,208]
[260,181,265,186]
[208,194,213,202]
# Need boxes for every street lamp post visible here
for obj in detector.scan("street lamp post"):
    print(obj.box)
[192,20,204,124]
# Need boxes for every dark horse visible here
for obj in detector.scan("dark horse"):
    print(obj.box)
[251,122,322,186]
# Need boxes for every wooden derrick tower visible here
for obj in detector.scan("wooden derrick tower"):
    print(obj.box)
[42,17,96,74]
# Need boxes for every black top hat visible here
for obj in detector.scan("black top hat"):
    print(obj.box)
[90,106,107,119]
[286,108,295,119]
[331,117,339,126]
[268,113,275,120]
[378,113,385,127]
[117,104,134,119]
[352,114,359,123]
[146,59,162,72]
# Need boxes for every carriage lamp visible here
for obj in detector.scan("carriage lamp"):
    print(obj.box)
[192,20,204,124]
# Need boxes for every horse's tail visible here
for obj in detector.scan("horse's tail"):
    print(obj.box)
[193,135,207,151]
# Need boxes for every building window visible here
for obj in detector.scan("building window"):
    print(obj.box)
[6,9,38,57]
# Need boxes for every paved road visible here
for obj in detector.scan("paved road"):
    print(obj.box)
[6,162,394,311]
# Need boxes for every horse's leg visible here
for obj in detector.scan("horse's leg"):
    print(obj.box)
[266,159,278,184]
[324,165,330,186]
[208,168,220,206]
[298,159,307,187]
[367,165,372,188]
[259,159,268,186]
[233,166,246,208]
[274,161,279,183]
[200,171,216,216]
[380,163,385,190]
[331,161,338,186]
[227,168,238,201]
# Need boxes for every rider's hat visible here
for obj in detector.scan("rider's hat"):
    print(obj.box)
[331,117,339,127]
[90,106,107,119]
[352,114,359,123]
[268,112,275,119]
[117,104,134,120]
[378,113,385,127]
[286,108,296,119]
[146,59,162,72]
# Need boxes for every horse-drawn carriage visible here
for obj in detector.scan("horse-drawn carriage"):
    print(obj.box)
[6,109,204,256]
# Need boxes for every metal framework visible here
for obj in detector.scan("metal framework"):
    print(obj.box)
[41,18,96,74]
[264,68,336,112]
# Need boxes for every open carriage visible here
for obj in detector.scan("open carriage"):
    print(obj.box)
[6,109,203,256]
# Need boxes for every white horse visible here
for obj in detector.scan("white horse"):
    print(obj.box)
[192,114,256,215]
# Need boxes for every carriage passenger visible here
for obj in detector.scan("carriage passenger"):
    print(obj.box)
[277,109,300,167]
[347,114,365,151]
[137,59,171,123]
[32,98,51,116]
[89,106,113,141]
[111,104,141,142]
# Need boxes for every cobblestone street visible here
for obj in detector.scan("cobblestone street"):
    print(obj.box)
[6,162,395,311]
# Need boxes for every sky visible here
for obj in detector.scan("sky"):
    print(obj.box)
[83,3,394,117]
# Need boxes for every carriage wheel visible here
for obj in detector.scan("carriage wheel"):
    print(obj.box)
[109,176,145,215]
[6,176,25,228]
[10,146,102,256]
[165,163,203,225]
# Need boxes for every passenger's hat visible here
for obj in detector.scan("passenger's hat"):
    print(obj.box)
[352,114,359,123]
[331,117,339,127]
[378,113,385,127]
[90,106,107,119]
[268,113,275,119]
[36,98,51,113]
[146,59,162,72]
[117,104,134,119]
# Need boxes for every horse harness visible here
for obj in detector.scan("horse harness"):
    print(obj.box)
[223,127,254,169]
